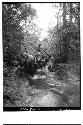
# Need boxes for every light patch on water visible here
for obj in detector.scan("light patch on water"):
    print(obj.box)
[32,74,46,80]
[32,75,39,79]
[30,93,61,107]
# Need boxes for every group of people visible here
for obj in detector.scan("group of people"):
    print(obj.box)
[16,43,64,79]
[22,44,44,65]
[19,44,49,77]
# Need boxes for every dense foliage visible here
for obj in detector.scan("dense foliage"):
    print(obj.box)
[3,3,37,66]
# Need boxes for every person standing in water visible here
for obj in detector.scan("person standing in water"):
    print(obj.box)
[34,44,42,64]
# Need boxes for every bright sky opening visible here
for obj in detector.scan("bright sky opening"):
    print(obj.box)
[31,3,60,40]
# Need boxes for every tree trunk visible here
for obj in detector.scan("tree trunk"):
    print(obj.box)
[63,3,67,27]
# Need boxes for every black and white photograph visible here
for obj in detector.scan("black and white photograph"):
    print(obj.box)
[3,2,81,111]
